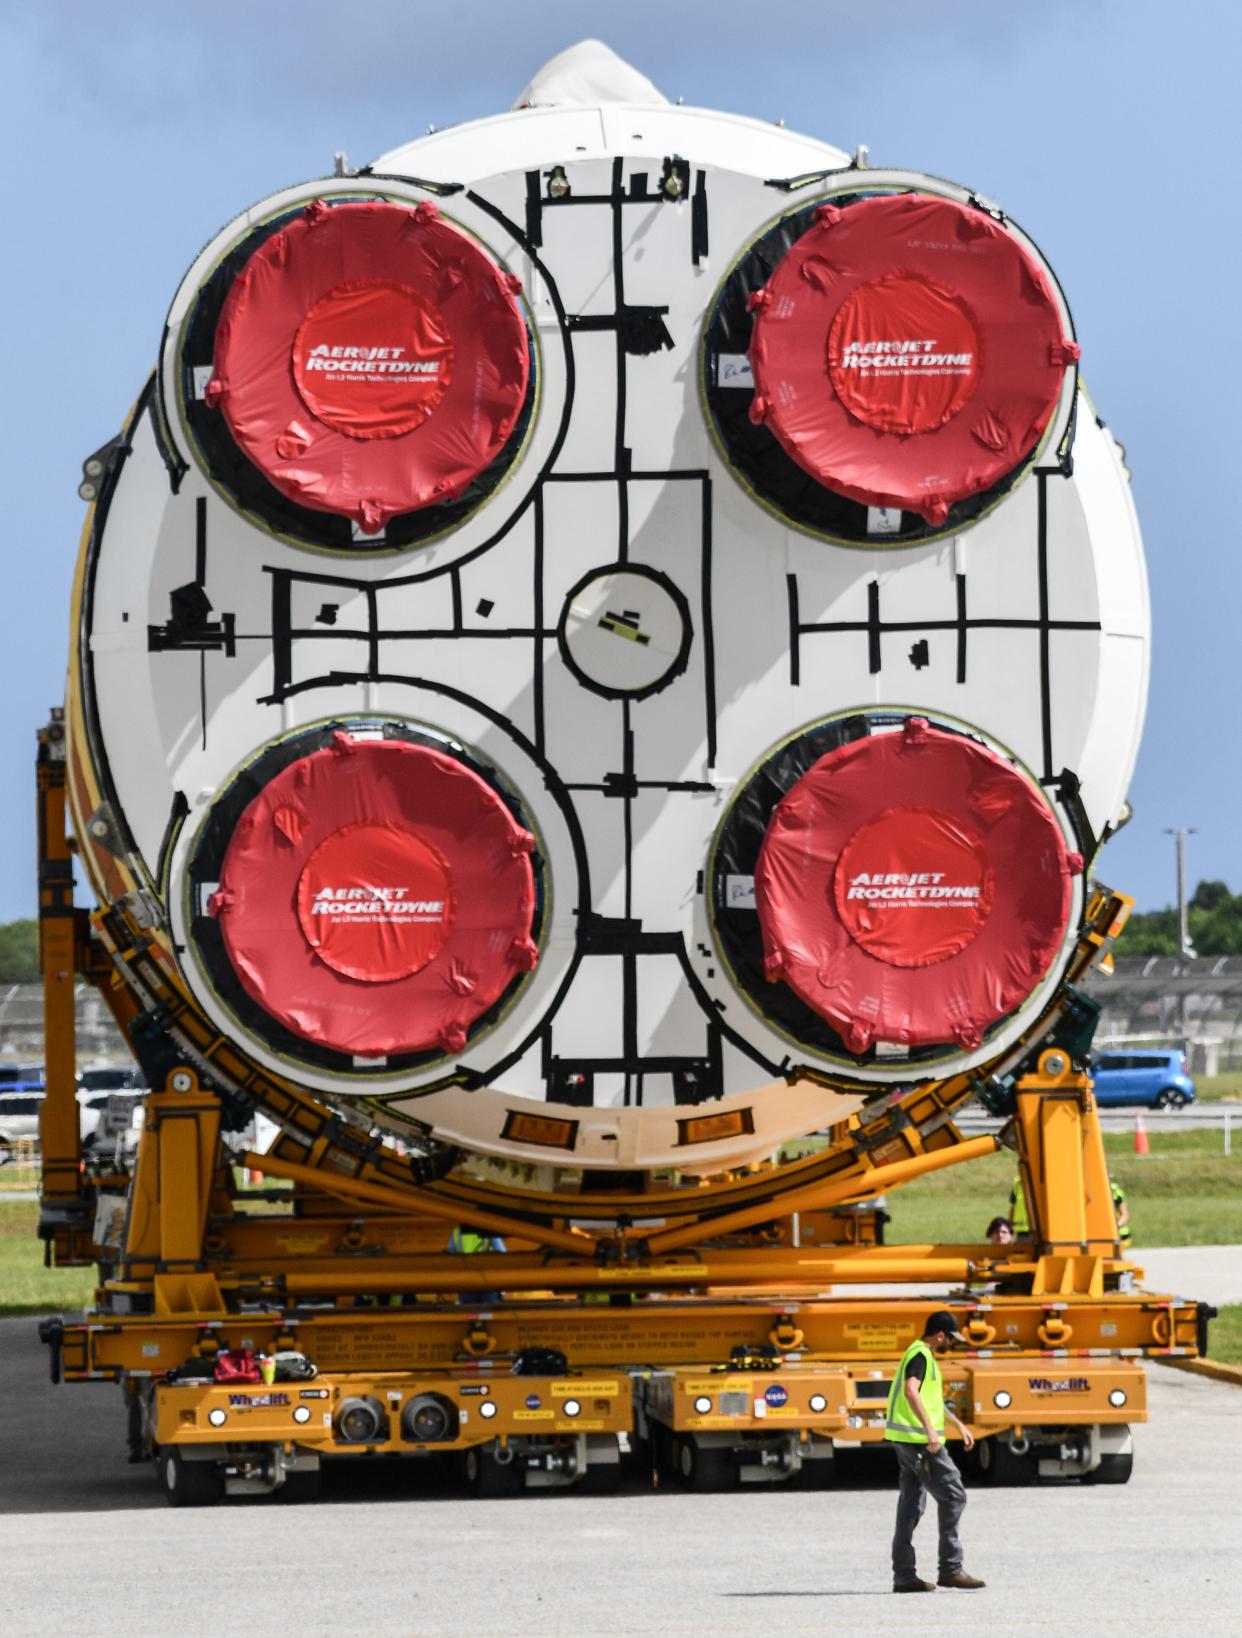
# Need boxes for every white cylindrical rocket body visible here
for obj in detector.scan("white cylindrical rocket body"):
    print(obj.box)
[67,45,1148,1171]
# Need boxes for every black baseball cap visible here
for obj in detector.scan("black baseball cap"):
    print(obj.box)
[923,1309,966,1342]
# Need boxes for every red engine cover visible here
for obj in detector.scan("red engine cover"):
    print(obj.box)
[747,194,1079,524]
[208,735,539,1058]
[753,718,1081,1053]
[207,199,530,530]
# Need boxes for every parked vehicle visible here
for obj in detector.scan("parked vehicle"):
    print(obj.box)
[78,1069,146,1155]
[0,1063,46,1095]
[0,1065,147,1162]
[0,1100,42,1162]
[1089,1051,1197,1110]
[77,1067,147,1095]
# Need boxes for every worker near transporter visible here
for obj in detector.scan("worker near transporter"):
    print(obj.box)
[884,1311,985,1593]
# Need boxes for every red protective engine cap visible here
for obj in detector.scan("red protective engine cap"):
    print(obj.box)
[207,200,530,530]
[754,719,1082,1054]
[209,735,539,1058]
[747,194,1079,523]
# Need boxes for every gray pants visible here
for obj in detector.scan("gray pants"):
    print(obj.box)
[891,1442,966,1582]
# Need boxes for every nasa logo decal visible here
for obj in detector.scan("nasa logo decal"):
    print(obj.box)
[297,821,455,984]
[525,1393,542,1410]
[764,1383,789,1408]
[293,278,454,439]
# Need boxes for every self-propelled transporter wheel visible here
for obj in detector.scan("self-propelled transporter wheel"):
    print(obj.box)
[157,1445,225,1507]
[464,1443,526,1498]
[975,1435,1038,1487]
[275,1467,324,1504]
[673,1433,736,1492]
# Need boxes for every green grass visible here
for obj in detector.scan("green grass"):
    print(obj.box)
[1194,1072,1242,1102]
[1207,1305,1242,1365]
[0,1202,96,1316]
[884,1128,1242,1249]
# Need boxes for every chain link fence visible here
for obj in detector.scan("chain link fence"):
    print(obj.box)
[0,983,130,1068]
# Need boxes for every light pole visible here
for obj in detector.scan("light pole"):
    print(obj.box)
[1162,827,1197,960]
[1163,826,1197,1069]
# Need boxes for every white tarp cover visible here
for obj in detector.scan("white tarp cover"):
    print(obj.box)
[512,39,668,109]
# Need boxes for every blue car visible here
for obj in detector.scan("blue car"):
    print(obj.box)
[1089,1051,1197,1110]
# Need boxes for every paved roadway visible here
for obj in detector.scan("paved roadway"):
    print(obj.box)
[845,1244,1242,1308]
[1,1318,1239,1638]
[955,1102,1241,1137]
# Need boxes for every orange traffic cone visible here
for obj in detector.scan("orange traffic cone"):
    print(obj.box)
[1133,1113,1150,1157]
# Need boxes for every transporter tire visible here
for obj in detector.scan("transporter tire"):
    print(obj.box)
[276,1468,323,1503]
[577,1460,623,1495]
[674,1433,735,1492]
[976,1436,1037,1487]
[157,1445,224,1507]
[464,1445,525,1498]
[651,1420,677,1478]
[1083,1450,1134,1486]
[795,1453,836,1490]
[621,1432,654,1484]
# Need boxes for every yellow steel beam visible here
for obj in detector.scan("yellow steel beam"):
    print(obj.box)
[1012,1048,1125,1296]
[60,1290,1202,1377]
[277,1250,974,1296]
[36,716,83,1202]
[642,1133,999,1256]
[244,1151,595,1258]
[124,1076,221,1276]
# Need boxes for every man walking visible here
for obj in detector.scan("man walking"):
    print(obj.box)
[884,1310,985,1593]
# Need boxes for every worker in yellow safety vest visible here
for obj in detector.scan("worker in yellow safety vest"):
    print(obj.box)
[1007,1173,1030,1235]
[447,1228,506,1254]
[1112,1182,1131,1243]
[884,1311,985,1594]
[447,1226,506,1303]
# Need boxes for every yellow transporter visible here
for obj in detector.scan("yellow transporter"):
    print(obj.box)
[38,707,1204,1500]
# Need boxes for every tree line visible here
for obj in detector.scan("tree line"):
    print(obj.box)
[1115,880,1242,958]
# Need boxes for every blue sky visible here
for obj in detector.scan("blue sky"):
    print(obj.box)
[0,0,1230,920]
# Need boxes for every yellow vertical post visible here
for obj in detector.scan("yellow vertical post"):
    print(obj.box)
[123,1070,221,1281]
[1014,1047,1120,1297]
[36,709,83,1205]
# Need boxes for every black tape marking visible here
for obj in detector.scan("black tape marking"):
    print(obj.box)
[692,170,709,265]
[789,552,1098,698]
[524,169,543,248]
[787,574,801,687]
[701,477,717,767]
[1038,471,1053,780]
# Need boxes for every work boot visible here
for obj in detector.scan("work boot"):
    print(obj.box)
[893,1578,936,1593]
[938,1571,986,1590]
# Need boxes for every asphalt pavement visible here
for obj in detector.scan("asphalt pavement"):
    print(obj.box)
[1,1314,1240,1638]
